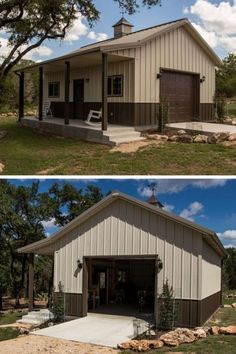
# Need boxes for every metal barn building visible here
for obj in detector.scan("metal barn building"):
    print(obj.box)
[19,191,226,328]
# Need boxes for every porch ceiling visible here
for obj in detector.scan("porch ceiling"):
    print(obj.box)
[25,51,134,73]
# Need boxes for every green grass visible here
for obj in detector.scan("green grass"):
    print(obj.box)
[227,102,236,117]
[119,307,236,354]
[0,328,20,342]
[0,311,26,325]
[120,336,236,354]
[1,116,236,175]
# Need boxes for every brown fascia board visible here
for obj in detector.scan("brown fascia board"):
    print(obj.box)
[18,191,227,258]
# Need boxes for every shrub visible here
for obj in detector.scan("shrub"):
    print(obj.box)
[214,94,226,122]
[158,279,178,330]
[158,97,169,133]
[52,282,65,323]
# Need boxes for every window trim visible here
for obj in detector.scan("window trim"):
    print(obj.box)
[48,81,60,98]
[107,75,123,97]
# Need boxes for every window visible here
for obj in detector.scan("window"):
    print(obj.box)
[48,82,60,98]
[108,75,123,96]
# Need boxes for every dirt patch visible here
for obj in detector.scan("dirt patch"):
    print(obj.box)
[0,334,118,354]
[110,140,164,153]
[36,165,64,175]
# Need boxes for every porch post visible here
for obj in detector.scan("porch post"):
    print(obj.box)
[64,61,70,125]
[18,71,24,122]
[28,253,34,312]
[38,67,43,121]
[102,53,108,131]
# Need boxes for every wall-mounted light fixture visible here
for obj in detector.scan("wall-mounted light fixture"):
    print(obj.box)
[156,256,163,271]
[77,259,83,269]
[156,73,162,79]
[200,76,206,83]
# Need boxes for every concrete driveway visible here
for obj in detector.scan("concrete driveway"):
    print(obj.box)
[34,313,148,348]
[166,121,236,133]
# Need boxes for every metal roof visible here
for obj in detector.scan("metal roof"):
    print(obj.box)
[18,191,227,257]
[17,17,222,72]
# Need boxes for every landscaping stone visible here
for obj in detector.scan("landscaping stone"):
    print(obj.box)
[19,328,30,335]
[147,134,168,141]
[219,326,236,335]
[227,133,236,141]
[223,117,232,124]
[168,135,179,142]
[193,134,208,143]
[160,328,196,347]
[149,340,164,348]
[177,134,193,143]
[192,328,207,338]
[0,163,5,173]
[210,326,220,335]
[223,304,232,308]
[0,130,7,139]
[231,303,236,308]
[208,132,230,144]
[177,129,187,135]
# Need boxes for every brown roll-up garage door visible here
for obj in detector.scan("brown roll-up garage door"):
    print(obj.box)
[160,70,200,122]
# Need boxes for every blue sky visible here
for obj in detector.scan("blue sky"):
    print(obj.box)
[1,0,236,62]
[9,178,236,248]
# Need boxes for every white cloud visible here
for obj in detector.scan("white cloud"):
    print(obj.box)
[137,179,227,196]
[185,0,236,53]
[218,230,236,240]
[24,45,53,60]
[87,31,108,42]
[0,35,53,62]
[217,230,236,248]
[41,218,56,229]
[163,204,175,212]
[224,244,236,249]
[180,201,204,221]
[65,14,88,42]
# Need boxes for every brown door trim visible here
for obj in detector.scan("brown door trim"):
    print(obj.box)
[82,257,88,317]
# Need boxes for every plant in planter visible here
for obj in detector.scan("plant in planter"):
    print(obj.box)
[158,279,178,330]
[52,282,65,323]
[158,97,169,133]
[214,93,226,123]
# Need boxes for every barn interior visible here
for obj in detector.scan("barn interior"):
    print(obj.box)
[86,258,155,317]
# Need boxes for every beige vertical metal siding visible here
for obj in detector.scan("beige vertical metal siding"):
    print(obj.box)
[134,26,216,103]
[43,58,134,104]
[201,240,221,299]
[53,199,203,300]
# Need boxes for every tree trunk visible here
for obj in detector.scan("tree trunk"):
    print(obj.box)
[0,293,3,311]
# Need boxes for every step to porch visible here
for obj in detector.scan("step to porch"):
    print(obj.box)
[17,309,54,326]
[104,129,146,145]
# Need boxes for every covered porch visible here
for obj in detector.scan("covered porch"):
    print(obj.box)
[21,116,144,145]
[17,49,135,132]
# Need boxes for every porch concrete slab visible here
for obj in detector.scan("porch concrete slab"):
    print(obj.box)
[166,121,236,134]
[34,313,146,348]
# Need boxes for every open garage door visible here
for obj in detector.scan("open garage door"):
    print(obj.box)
[84,257,156,319]
[160,70,200,122]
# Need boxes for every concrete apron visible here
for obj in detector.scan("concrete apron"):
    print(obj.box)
[33,313,149,348]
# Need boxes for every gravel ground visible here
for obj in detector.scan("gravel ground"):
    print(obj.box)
[0,334,119,354]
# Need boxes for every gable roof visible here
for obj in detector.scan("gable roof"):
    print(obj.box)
[18,191,227,257]
[19,17,221,72]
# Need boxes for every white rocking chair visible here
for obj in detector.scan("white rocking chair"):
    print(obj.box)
[42,101,53,119]
[85,108,102,125]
